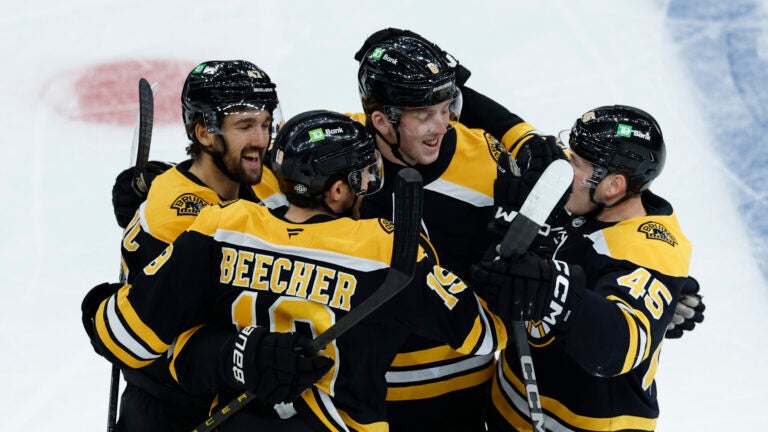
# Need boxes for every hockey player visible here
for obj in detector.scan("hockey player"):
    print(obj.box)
[85,110,506,432]
[350,29,545,431]
[473,105,692,431]
[116,60,284,282]
[83,59,285,431]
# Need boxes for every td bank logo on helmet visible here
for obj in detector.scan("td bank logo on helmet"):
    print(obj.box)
[308,127,345,142]
[369,47,398,65]
[616,123,651,141]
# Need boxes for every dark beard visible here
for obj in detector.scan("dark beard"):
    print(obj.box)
[206,135,263,186]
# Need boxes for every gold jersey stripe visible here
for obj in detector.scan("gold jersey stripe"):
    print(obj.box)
[456,315,487,354]
[338,408,387,432]
[168,324,204,383]
[390,344,470,366]
[490,369,534,429]
[608,295,652,374]
[386,353,495,385]
[618,304,640,376]
[116,286,169,355]
[386,364,495,400]
[95,299,152,368]
[301,389,348,432]
[495,353,657,431]
[502,122,537,155]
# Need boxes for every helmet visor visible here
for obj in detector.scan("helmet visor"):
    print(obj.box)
[388,92,463,137]
[348,150,384,196]
[558,128,607,189]
[209,102,284,143]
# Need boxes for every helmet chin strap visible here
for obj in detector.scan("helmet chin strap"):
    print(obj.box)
[585,187,633,219]
[199,135,241,183]
[369,122,411,166]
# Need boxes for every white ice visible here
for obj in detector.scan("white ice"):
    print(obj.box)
[1,0,766,430]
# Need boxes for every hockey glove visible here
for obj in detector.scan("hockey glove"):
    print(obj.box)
[488,135,569,255]
[81,282,122,354]
[233,326,333,405]
[112,161,173,228]
[666,276,705,339]
[471,253,584,332]
[353,27,471,86]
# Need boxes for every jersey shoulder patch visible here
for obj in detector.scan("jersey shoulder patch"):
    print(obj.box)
[143,169,221,243]
[170,193,209,216]
[636,221,679,246]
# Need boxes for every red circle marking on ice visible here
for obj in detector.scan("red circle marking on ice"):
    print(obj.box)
[45,59,193,126]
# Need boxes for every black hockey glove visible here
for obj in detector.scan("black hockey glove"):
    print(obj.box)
[353,27,471,86]
[232,326,333,405]
[81,282,122,354]
[471,253,584,331]
[666,276,705,339]
[488,135,569,255]
[112,161,174,228]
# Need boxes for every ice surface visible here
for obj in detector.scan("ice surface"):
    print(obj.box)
[0,0,765,430]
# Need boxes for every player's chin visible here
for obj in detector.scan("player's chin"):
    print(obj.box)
[238,160,263,185]
[416,152,440,165]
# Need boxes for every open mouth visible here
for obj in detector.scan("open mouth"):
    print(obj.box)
[242,151,262,168]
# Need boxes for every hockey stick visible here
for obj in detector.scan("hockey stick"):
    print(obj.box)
[130,78,156,193]
[498,158,573,432]
[106,78,155,432]
[190,168,424,432]
[306,167,423,354]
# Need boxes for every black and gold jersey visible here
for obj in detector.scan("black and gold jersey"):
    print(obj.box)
[487,192,692,432]
[349,112,533,281]
[119,159,263,283]
[94,200,506,432]
[348,110,534,430]
[114,159,274,426]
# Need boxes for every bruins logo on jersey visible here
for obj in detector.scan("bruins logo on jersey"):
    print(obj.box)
[484,132,504,162]
[378,218,395,234]
[637,221,678,246]
[171,193,209,216]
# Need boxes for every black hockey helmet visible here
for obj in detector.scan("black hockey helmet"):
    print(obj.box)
[271,110,384,205]
[567,105,665,195]
[181,60,282,142]
[357,35,462,124]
